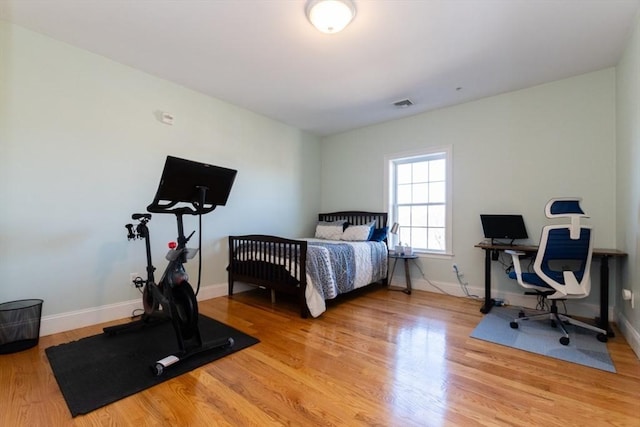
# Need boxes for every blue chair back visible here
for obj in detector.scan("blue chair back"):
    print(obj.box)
[533,198,594,296]
[538,227,591,285]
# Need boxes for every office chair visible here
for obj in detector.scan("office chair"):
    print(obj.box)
[506,198,608,345]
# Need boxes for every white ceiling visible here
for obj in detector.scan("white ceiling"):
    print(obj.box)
[1,0,639,136]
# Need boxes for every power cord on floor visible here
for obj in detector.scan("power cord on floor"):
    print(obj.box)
[518,297,569,318]
[452,264,481,300]
[535,293,548,311]
[409,261,480,300]
[413,261,451,295]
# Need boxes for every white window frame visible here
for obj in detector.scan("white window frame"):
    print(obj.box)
[384,145,453,257]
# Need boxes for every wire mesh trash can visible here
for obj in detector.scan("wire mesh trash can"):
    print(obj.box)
[0,299,43,354]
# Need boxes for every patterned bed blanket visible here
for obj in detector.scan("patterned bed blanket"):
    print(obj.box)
[305,239,387,299]
[303,239,388,316]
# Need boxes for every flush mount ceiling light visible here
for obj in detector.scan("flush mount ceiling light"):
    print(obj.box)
[306,0,356,34]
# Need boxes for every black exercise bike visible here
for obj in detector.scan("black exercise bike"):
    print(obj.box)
[104,156,238,376]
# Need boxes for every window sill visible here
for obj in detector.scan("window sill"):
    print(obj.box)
[411,251,454,260]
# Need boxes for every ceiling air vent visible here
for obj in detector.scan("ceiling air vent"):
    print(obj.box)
[393,99,413,108]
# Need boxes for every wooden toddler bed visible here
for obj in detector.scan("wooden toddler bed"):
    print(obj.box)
[228,211,389,317]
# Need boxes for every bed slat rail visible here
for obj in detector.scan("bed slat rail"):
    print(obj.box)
[319,211,388,233]
[228,235,308,316]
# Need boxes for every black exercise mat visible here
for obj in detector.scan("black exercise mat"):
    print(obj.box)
[45,315,259,417]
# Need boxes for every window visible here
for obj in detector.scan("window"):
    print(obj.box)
[386,146,452,255]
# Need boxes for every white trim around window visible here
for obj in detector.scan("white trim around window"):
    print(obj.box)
[384,145,453,257]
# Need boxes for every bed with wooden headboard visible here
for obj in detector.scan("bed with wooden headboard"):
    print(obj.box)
[228,211,389,317]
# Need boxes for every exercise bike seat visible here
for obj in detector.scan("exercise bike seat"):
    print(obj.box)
[132,213,152,220]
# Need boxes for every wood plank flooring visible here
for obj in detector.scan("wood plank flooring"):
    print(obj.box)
[1,286,639,426]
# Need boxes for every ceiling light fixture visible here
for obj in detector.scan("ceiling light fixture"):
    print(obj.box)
[306,0,356,34]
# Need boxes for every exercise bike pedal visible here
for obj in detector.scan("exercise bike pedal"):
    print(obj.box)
[132,277,146,288]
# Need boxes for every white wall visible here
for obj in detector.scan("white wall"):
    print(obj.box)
[616,14,640,356]
[0,22,321,326]
[321,69,617,318]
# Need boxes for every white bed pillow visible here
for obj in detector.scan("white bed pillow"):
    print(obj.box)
[315,221,345,240]
[341,221,375,241]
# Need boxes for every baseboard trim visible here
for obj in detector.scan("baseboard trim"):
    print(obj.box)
[407,278,612,321]
[614,310,640,359]
[40,283,228,337]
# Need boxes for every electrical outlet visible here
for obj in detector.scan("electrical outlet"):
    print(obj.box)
[130,273,139,287]
[623,289,635,309]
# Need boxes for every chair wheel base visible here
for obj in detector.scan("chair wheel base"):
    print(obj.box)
[510,321,519,329]
[559,336,570,346]
[597,333,608,343]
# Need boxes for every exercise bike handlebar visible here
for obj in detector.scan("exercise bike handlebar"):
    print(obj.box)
[147,201,217,216]
[147,186,218,216]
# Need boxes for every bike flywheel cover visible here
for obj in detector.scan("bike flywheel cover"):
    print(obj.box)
[171,283,199,339]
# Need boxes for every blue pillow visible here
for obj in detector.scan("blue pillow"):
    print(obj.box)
[369,226,388,242]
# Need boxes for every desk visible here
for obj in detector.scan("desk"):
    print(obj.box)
[388,253,418,295]
[474,242,626,336]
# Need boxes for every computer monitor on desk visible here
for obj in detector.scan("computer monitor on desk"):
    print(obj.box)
[480,214,528,245]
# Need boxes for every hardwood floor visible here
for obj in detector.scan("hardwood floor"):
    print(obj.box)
[1,286,639,426]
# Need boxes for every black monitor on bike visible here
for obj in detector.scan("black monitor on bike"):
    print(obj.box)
[147,156,238,215]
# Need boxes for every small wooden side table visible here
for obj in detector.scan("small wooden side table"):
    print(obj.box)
[388,253,418,295]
